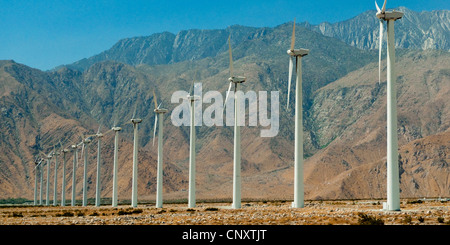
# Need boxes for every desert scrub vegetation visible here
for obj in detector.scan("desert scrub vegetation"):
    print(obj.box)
[117,208,143,215]
[356,213,384,225]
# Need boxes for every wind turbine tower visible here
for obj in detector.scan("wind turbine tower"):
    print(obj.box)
[286,19,309,208]
[53,149,60,206]
[376,0,403,211]
[95,129,104,207]
[61,148,69,206]
[187,83,200,208]
[39,158,44,205]
[81,137,92,207]
[131,118,142,207]
[224,35,246,209]
[33,158,42,205]
[153,92,168,208]
[45,152,53,206]
[112,126,122,207]
[71,144,78,206]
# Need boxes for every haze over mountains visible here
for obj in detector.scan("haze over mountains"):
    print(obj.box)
[0,7,449,202]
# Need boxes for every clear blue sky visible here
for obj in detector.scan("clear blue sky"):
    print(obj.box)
[0,0,448,71]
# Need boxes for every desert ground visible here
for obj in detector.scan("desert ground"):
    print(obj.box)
[0,198,449,225]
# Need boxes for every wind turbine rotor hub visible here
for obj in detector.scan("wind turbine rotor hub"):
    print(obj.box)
[131,118,143,124]
[112,127,122,131]
[154,109,168,114]
[376,11,404,20]
[228,76,246,83]
[287,49,309,57]
[187,95,200,101]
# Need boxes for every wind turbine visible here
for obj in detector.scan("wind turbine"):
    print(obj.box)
[130,104,142,208]
[80,136,92,207]
[186,73,200,208]
[39,156,44,205]
[375,0,403,212]
[44,151,53,206]
[52,147,60,206]
[61,147,69,206]
[111,122,122,207]
[286,19,309,208]
[153,91,168,208]
[224,35,246,209]
[71,143,79,206]
[33,157,43,206]
[94,127,104,207]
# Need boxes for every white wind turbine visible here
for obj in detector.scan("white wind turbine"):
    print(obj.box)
[94,126,106,207]
[286,19,309,208]
[153,91,168,208]
[375,0,403,211]
[44,151,53,206]
[60,146,69,206]
[80,135,92,207]
[71,143,79,206]
[33,157,43,206]
[52,147,60,206]
[39,155,44,205]
[186,73,200,208]
[111,120,122,207]
[223,35,246,209]
[130,104,142,208]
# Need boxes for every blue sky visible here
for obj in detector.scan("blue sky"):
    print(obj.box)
[0,0,448,71]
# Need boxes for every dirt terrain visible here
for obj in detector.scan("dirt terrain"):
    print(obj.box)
[1,199,449,225]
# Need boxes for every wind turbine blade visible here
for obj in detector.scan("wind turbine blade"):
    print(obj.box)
[153,91,158,110]
[228,35,233,77]
[290,18,296,51]
[224,82,233,108]
[378,20,383,84]
[287,56,294,110]
[381,0,387,12]
[132,102,138,119]
[189,70,197,95]
[79,144,84,166]
[152,116,158,146]
[375,0,381,12]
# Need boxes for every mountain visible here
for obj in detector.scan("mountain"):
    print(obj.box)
[304,7,450,50]
[0,7,449,202]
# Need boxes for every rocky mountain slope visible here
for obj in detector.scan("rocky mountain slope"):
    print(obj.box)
[304,7,450,50]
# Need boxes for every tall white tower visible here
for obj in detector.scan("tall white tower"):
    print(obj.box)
[61,148,69,206]
[377,9,403,211]
[112,126,122,207]
[155,109,168,208]
[188,95,200,208]
[131,118,142,208]
[53,151,60,206]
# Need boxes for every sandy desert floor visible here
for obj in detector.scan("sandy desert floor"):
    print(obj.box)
[0,199,449,225]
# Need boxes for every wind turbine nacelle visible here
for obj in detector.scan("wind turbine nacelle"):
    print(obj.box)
[131,118,143,124]
[71,145,77,149]
[287,49,309,57]
[228,76,246,83]
[376,10,404,20]
[154,109,168,114]
[83,138,92,144]
[112,126,122,131]
[187,95,201,101]
[96,133,104,138]
[62,149,69,153]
